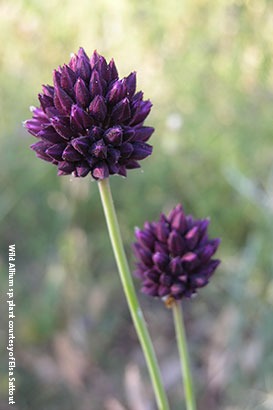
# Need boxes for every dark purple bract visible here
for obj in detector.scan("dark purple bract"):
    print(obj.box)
[25,48,154,179]
[133,204,221,302]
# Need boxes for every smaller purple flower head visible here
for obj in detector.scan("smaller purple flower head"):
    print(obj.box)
[24,47,154,180]
[133,204,221,306]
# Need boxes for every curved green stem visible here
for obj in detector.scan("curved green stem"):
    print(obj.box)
[98,178,170,410]
[172,301,197,410]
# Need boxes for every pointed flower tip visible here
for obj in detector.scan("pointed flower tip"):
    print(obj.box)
[214,237,221,248]
[133,204,221,302]
[78,46,86,54]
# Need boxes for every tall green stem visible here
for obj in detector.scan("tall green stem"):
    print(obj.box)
[172,301,197,410]
[98,178,170,410]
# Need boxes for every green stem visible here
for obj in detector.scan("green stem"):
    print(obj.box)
[98,178,170,410]
[172,301,197,410]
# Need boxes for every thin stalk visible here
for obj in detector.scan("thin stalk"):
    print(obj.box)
[172,301,197,410]
[98,178,170,410]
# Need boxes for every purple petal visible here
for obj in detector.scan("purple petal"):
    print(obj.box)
[107,147,121,164]
[70,104,94,132]
[35,152,53,162]
[209,238,221,251]
[38,93,54,111]
[135,227,155,250]
[51,117,73,140]
[62,145,83,161]
[146,269,160,283]
[130,100,152,126]
[198,219,210,245]
[169,205,187,233]
[108,58,119,81]
[185,226,199,250]
[117,165,127,177]
[189,274,209,288]
[167,231,186,256]
[71,136,91,155]
[181,252,199,270]
[130,142,152,160]
[90,139,107,159]
[190,259,221,280]
[170,282,185,298]
[60,64,76,95]
[159,274,173,287]
[133,244,153,267]
[122,127,135,142]
[132,126,154,142]
[89,126,104,141]
[89,70,103,99]
[169,257,183,275]
[125,71,136,98]
[154,241,168,254]
[89,95,107,123]
[30,140,51,155]
[90,50,100,69]
[42,84,55,97]
[24,118,43,136]
[106,79,127,105]
[74,162,90,177]
[92,161,109,179]
[186,215,194,230]
[53,69,62,87]
[45,107,60,118]
[97,56,108,82]
[57,161,76,175]
[119,142,133,158]
[144,221,157,234]
[156,217,170,242]
[103,126,123,145]
[76,48,91,81]
[131,91,143,108]
[74,78,90,108]
[110,97,131,123]
[152,252,169,272]
[68,53,78,71]
[54,84,74,115]
[46,143,66,160]
[203,259,221,278]
[108,163,119,174]
[197,239,220,263]
[124,159,140,169]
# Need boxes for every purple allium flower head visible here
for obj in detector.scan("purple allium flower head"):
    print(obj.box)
[133,204,221,304]
[24,48,154,179]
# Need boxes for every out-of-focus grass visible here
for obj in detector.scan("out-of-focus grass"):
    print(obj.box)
[1,0,273,409]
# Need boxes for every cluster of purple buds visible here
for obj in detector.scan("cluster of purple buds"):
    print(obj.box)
[133,204,220,303]
[24,48,154,179]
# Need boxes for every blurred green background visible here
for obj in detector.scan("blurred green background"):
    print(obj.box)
[1,0,273,409]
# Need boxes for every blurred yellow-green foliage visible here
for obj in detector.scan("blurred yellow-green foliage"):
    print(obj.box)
[1,0,273,409]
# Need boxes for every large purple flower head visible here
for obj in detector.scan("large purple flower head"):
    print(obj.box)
[133,204,220,305]
[24,48,154,179]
